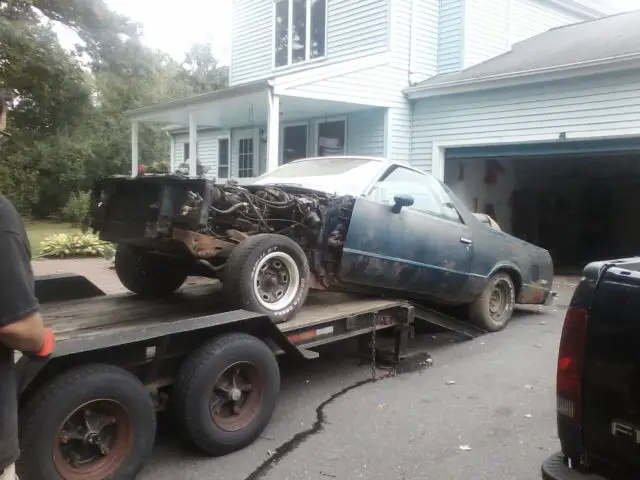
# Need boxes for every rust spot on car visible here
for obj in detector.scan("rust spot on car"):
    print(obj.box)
[172,228,236,258]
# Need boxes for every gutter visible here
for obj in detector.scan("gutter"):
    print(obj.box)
[405,52,640,99]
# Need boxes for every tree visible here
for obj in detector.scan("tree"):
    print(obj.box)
[0,0,229,218]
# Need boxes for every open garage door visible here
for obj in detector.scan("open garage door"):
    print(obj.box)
[444,138,640,273]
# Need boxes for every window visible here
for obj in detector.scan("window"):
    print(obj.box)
[282,124,308,164]
[370,167,463,223]
[183,142,190,161]
[238,138,255,178]
[274,0,327,68]
[317,119,345,156]
[218,138,230,178]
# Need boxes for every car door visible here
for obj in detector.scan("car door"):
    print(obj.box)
[339,165,474,303]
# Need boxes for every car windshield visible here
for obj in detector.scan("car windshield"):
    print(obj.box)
[251,157,384,195]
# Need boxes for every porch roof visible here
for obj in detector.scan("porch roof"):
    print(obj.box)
[125,79,380,130]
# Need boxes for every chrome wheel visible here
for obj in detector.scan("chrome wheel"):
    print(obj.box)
[253,251,300,311]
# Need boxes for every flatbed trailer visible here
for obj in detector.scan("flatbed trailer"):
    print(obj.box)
[14,273,484,480]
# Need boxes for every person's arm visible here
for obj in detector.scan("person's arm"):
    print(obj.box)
[0,229,50,354]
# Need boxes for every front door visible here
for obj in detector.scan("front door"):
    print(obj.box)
[235,130,256,178]
[339,165,473,303]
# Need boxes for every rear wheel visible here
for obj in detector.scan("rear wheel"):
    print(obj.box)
[172,333,280,456]
[468,272,516,332]
[223,234,310,323]
[115,244,188,297]
[18,364,156,480]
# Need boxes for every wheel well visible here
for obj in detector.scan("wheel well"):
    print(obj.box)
[495,267,522,297]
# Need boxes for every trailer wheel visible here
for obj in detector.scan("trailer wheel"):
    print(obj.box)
[468,272,516,332]
[223,233,310,323]
[173,333,280,456]
[115,244,188,297]
[18,363,156,480]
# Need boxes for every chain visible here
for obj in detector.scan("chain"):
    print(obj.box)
[370,314,377,380]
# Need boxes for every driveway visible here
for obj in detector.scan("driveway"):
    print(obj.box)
[33,259,577,480]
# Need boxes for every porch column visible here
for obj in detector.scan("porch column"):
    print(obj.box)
[131,121,139,177]
[169,134,176,172]
[266,89,280,173]
[188,111,198,176]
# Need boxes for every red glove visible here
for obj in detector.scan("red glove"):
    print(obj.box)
[28,327,56,360]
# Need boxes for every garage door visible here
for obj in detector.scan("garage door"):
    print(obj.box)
[445,137,640,160]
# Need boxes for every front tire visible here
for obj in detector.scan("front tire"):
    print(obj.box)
[18,364,156,480]
[223,234,310,323]
[468,272,516,332]
[115,244,188,297]
[172,333,281,456]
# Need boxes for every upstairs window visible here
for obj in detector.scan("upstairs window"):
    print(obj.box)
[274,0,327,68]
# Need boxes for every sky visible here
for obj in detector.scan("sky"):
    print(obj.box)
[56,0,638,65]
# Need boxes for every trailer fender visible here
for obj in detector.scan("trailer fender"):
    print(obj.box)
[16,309,305,395]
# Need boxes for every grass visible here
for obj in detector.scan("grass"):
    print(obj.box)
[24,220,81,257]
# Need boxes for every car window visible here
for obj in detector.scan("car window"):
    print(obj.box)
[422,175,465,223]
[368,166,463,223]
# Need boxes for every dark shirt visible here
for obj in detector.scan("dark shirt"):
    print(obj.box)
[0,194,40,470]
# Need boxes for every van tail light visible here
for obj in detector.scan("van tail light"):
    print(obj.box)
[556,307,589,426]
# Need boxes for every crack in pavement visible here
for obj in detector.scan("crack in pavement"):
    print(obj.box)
[244,352,431,480]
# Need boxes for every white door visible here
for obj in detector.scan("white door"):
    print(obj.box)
[235,130,256,179]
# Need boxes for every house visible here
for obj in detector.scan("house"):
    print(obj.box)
[126,0,640,271]
[127,0,611,179]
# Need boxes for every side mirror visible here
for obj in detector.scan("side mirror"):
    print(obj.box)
[391,194,414,214]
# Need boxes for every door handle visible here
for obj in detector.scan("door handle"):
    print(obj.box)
[460,237,473,245]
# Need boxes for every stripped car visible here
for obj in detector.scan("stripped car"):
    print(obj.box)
[89,156,554,329]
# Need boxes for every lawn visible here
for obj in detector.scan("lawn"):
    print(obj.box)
[24,220,81,256]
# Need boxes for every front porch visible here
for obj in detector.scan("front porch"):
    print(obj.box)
[126,80,388,182]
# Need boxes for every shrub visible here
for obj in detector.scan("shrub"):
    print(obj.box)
[61,191,91,227]
[38,233,114,259]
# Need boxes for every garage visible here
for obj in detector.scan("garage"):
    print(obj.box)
[405,10,640,273]
[443,138,640,272]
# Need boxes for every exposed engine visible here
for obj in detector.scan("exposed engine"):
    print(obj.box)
[179,181,356,286]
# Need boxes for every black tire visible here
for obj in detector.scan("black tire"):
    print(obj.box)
[223,233,310,323]
[172,333,280,456]
[115,244,188,297]
[468,272,516,332]
[18,363,156,480]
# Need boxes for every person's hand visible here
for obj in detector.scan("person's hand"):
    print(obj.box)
[26,327,56,361]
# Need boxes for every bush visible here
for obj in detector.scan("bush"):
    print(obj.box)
[61,191,91,227]
[38,233,114,259]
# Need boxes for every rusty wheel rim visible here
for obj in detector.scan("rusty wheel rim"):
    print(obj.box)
[210,362,264,432]
[489,279,512,322]
[53,399,133,480]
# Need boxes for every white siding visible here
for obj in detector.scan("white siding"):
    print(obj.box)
[437,0,464,74]
[463,0,592,70]
[230,0,390,86]
[464,0,510,68]
[410,71,640,171]
[172,130,230,176]
[230,0,272,86]
[407,0,439,84]
[345,109,385,156]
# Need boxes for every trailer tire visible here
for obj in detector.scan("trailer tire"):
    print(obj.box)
[18,363,156,480]
[115,244,188,297]
[468,272,516,332]
[173,333,280,456]
[223,233,310,323]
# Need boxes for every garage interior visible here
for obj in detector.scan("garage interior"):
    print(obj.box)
[443,138,640,273]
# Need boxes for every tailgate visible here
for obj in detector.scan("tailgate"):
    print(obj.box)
[583,259,640,469]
